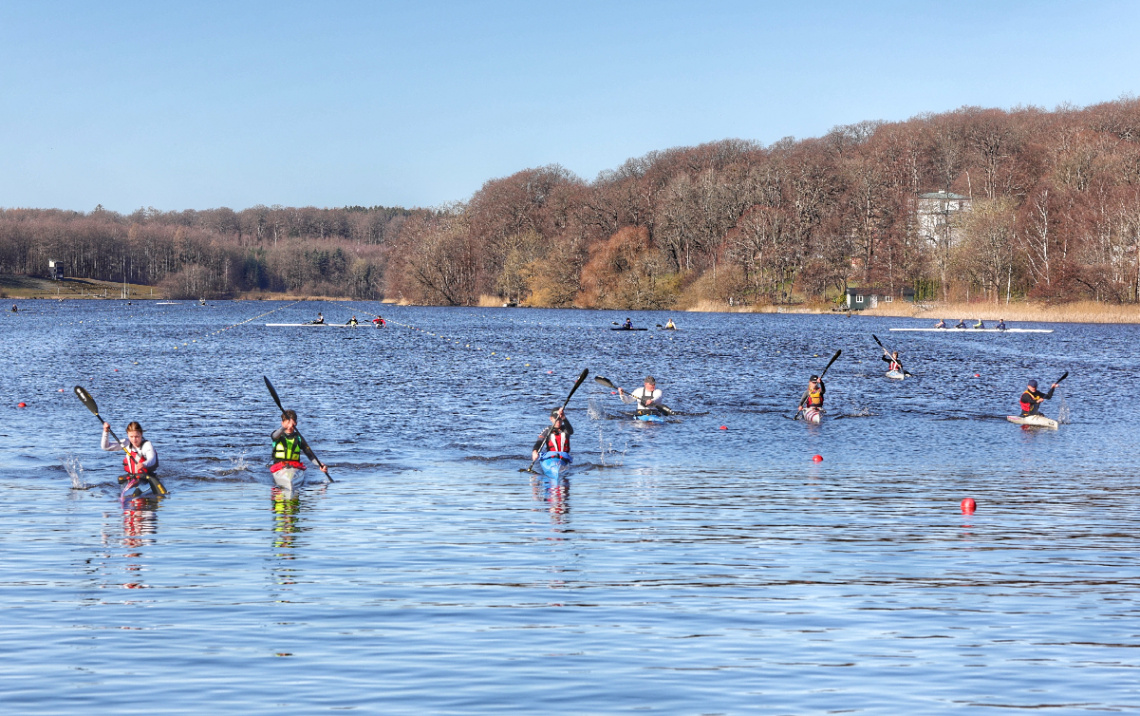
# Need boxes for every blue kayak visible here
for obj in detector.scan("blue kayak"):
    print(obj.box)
[538,451,572,480]
[636,412,665,423]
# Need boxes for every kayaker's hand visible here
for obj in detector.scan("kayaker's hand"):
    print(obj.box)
[1051,383,1058,389]
[617,387,624,396]
[531,450,539,461]
[319,463,329,474]
[102,422,110,433]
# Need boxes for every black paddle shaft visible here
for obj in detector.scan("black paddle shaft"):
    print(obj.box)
[263,376,332,481]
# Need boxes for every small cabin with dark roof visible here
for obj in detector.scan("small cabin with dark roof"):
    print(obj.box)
[845,287,890,310]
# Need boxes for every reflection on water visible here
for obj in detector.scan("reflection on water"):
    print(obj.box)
[4,302,1140,713]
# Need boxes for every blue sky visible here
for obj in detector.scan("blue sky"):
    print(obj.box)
[1,1,1137,213]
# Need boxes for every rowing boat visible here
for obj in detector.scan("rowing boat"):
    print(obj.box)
[802,406,822,425]
[537,451,572,480]
[265,323,358,328]
[886,370,906,380]
[1007,415,1059,429]
[272,465,308,491]
[889,328,1053,333]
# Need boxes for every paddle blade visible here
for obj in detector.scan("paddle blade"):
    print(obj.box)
[148,474,169,497]
[74,386,99,416]
[872,334,884,348]
[594,376,617,390]
[819,349,842,379]
[263,376,285,412]
[562,368,589,406]
[1056,371,1068,384]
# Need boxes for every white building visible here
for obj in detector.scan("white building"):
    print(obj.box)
[916,191,970,245]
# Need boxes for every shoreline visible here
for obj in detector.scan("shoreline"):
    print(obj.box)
[8,284,1140,325]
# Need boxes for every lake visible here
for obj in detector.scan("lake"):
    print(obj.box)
[2,300,1138,713]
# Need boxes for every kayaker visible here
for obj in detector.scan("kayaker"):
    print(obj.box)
[1019,379,1058,417]
[531,407,573,462]
[955,318,967,328]
[10,304,17,313]
[997,318,1007,331]
[881,351,902,372]
[372,316,386,328]
[797,375,825,416]
[313,312,325,325]
[974,318,985,329]
[618,376,664,415]
[934,319,946,328]
[102,420,158,478]
[622,318,633,329]
[271,410,329,477]
[346,315,359,326]
[664,318,676,330]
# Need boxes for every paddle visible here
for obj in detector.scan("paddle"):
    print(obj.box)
[73,386,169,496]
[523,368,589,473]
[263,376,333,482]
[594,375,673,415]
[794,349,841,419]
[872,334,912,376]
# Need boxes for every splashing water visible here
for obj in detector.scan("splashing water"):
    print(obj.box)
[587,396,604,421]
[61,454,87,490]
[220,450,252,476]
[597,428,626,467]
[1057,397,1071,424]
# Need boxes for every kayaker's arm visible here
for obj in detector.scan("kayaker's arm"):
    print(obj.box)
[532,428,552,455]
[562,418,573,437]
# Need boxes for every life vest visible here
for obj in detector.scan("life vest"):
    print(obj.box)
[889,360,901,372]
[122,442,156,475]
[1019,390,1042,413]
[273,433,302,462]
[807,387,824,407]
[546,430,570,453]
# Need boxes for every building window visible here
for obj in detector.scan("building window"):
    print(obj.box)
[856,295,864,303]
[884,295,893,303]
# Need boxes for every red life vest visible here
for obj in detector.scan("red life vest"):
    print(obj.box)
[123,451,148,475]
[807,387,824,407]
[546,430,569,453]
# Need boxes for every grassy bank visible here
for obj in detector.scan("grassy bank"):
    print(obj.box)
[860,300,1140,325]
[0,275,160,299]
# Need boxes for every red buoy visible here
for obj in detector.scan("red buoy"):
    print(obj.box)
[961,498,976,514]
[974,373,980,377]
[812,454,823,462]
[17,402,27,408]
[719,425,727,430]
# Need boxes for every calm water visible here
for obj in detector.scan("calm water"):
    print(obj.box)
[2,300,1139,714]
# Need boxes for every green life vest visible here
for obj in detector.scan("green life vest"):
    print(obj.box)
[273,433,302,462]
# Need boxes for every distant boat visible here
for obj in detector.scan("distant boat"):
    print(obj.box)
[889,327,1053,334]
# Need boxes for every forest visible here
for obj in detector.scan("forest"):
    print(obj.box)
[2,98,1140,307]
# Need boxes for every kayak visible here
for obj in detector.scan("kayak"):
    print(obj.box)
[611,327,648,331]
[890,328,1053,333]
[659,327,677,331]
[265,323,357,328]
[886,370,906,380]
[272,465,308,491]
[538,451,572,480]
[636,412,666,423]
[119,474,157,501]
[1007,415,1059,429]
[802,406,822,425]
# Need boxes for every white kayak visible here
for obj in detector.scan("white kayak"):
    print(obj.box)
[890,328,1053,333]
[1007,415,1059,429]
[272,466,308,491]
[886,370,906,380]
[802,406,822,425]
[266,323,359,328]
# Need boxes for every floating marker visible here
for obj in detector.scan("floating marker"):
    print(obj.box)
[17,402,27,408]
[961,498,976,514]
[719,425,727,430]
[812,454,823,462]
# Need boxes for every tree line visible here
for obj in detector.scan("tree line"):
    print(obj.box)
[3,98,1140,305]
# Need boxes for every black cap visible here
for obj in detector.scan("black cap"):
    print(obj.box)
[1027,380,1038,389]
[809,375,819,381]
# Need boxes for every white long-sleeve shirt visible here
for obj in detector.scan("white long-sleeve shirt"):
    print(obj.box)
[620,386,662,408]
[101,432,158,471]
